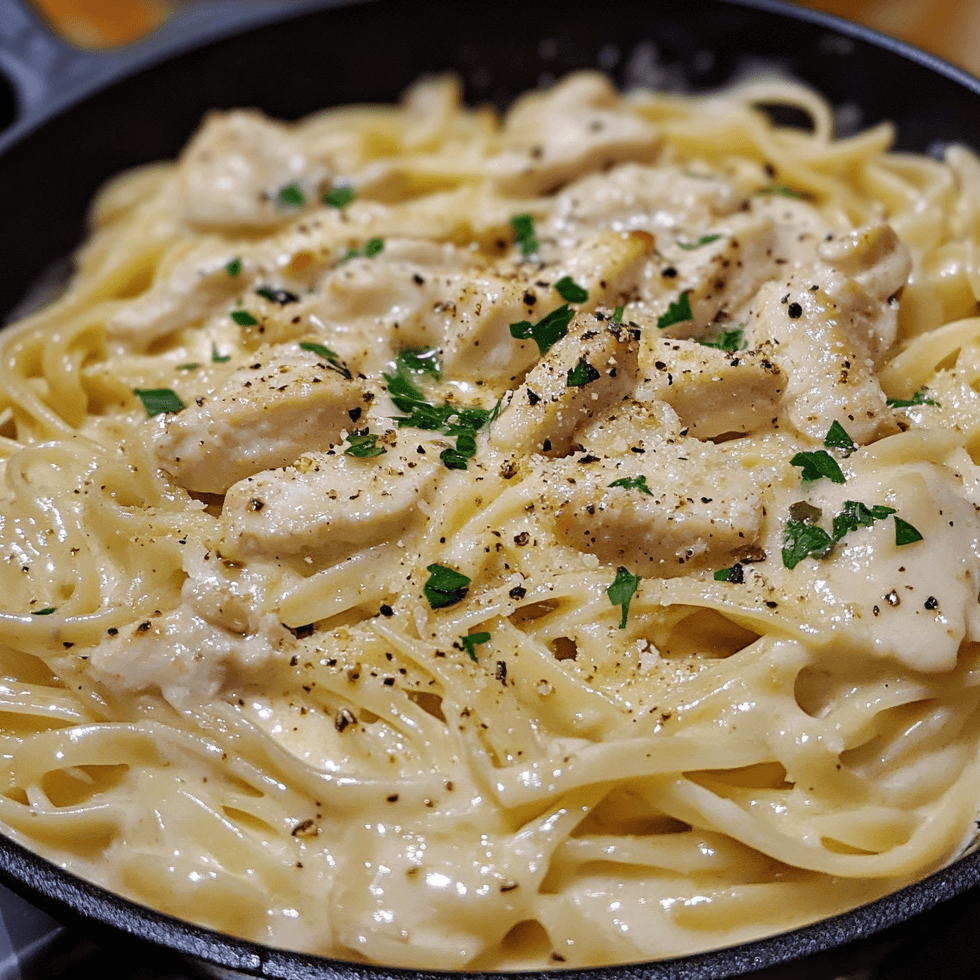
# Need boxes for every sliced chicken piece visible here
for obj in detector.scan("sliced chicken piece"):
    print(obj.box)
[176,110,328,231]
[816,223,912,360]
[762,459,980,673]
[530,441,762,573]
[219,432,442,563]
[739,223,910,444]
[548,163,741,238]
[635,338,785,439]
[487,73,660,197]
[107,241,244,349]
[151,342,363,494]
[745,280,898,444]
[639,211,778,340]
[489,313,640,457]
[534,231,652,312]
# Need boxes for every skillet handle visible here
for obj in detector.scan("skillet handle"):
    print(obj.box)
[0,0,336,151]
[0,0,114,139]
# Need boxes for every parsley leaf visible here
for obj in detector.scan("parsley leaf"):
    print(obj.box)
[345,434,386,458]
[783,498,917,569]
[566,359,601,388]
[231,310,258,326]
[677,234,721,250]
[887,387,938,408]
[757,185,808,199]
[299,341,351,379]
[384,357,490,470]
[823,420,856,456]
[225,257,242,277]
[509,304,574,356]
[699,326,746,352]
[782,519,835,569]
[177,363,199,371]
[255,286,300,305]
[211,344,230,363]
[607,566,641,629]
[656,291,693,330]
[611,305,625,324]
[510,213,539,258]
[276,182,306,208]
[340,238,385,263]
[894,516,924,546]
[395,347,442,381]
[790,449,846,484]
[134,388,185,417]
[608,474,655,497]
[424,564,471,609]
[832,500,895,541]
[713,564,744,583]
[323,185,356,209]
[460,631,491,661]
[555,276,588,303]
[30,607,56,616]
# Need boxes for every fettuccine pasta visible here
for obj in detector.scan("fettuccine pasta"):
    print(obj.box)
[2,71,980,969]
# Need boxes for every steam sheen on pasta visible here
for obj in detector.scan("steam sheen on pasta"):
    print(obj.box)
[2,71,980,969]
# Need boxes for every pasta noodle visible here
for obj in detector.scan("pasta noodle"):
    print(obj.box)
[2,69,980,970]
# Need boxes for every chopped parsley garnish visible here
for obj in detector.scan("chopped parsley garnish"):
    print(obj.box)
[713,564,744,584]
[231,310,259,326]
[395,347,442,381]
[30,607,56,616]
[276,182,306,208]
[782,519,834,569]
[510,213,539,258]
[894,517,924,546]
[255,286,300,305]
[608,474,655,497]
[823,420,856,456]
[344,433,386,458]
[757,185,808,199]
[783,498,921,569]
[211,344,231,363]
[133,388,185,417]
[225,257,242,277]
[611,305,625,324]
[299,341,339,361]
[323,185,356,209]
[677,234,721,250]
[423,564,471,609]
[832,500,895,542]
[656,291,693,330]
[790,449,846,485]
[509,304,574,356]
[177,363,199,371]
[555,276,588,303]
[299,341,351,379]
[384,355,491,470]
[886,387,938,408]
[607,566,641,629]
[340,238,385,262]
[460,631,491,661]
[566,359,601,388]
[699,326,746,352]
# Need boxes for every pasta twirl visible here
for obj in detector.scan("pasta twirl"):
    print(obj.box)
[2,70,980,970]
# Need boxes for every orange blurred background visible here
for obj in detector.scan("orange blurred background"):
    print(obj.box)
[25,0,980,77]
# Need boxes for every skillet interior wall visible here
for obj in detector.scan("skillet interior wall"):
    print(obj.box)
[3,0,980,324]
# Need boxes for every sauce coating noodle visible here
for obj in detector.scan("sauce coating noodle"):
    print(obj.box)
[2,71,980,969]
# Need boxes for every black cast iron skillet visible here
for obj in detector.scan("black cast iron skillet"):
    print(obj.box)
[2,1,980,977]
